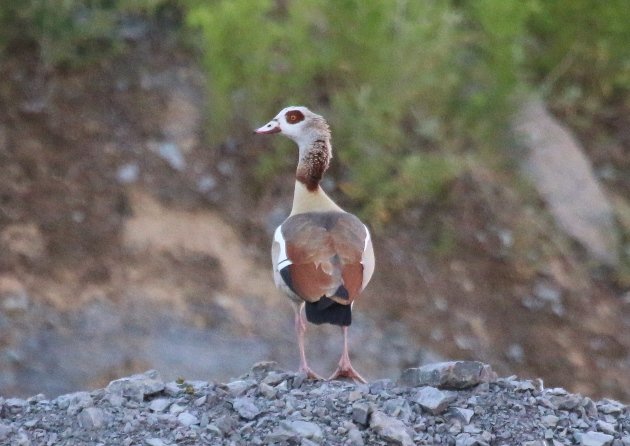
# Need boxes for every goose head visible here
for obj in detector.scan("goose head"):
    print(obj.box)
[255,106,330,148]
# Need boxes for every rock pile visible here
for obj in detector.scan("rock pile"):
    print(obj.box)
[0,361,628,445]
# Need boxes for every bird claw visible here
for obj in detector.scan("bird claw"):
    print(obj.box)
[328,366,367,384]
[299,366,324,381]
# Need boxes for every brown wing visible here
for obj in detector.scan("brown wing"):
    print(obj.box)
[279,212,368,304]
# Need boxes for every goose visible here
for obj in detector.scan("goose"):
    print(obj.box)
[255,106,375,382]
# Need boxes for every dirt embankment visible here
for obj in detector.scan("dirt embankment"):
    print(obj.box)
[0,31,629,401]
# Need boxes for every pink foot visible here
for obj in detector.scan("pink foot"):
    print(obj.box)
[328,365,367,384]
[299,366,324,380]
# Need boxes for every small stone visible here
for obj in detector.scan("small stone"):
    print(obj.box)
[155,141,185,171]
[106,392,124,407]
[5,398,27,409]
[214,414,237,435]
[116,163,140,184]
[369,379,394,394]
[78,407,109,429]
[369,410,413,446]
[348,427,365,446]
[579,431,614,446]
[463,425,482,434]
[262,371,287,386]
[596,420,616,435]
[197,174,217,193]
[621,436,630,446]
[232,397,261,420]
[164,382,182,396]
[414,386,456,415]
[145,439,167,446]
[292,372,307,389]
[541,415,559,427]
[266,427,298,443]
[259,383,277,399]
[194,396,207,407]
[352,402,371,425]
[348,390,362,402]
[250,361,281,376]
[55,392,94,415]
[449,407,475,424]
[399,361,497,389]
[583,398,599,417]
[226,380,254,396]
[515,381,537,392]
[169,403,185,415]
[550,394,583,410]
[177,412,199,427]
[0,423,12,441]
[282,420,323,440]
[12,431,30,446]
[149,398,171,412]
[598,400,625,415]
[456,432,490,446]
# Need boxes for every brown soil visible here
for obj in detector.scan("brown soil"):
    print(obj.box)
[0,33,628,400]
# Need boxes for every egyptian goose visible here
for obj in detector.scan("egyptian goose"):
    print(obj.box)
[255,106,375,382]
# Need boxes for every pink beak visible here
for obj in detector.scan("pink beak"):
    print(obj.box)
[255,120,281,134]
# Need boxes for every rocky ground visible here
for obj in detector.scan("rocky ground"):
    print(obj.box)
[1,361,628,446]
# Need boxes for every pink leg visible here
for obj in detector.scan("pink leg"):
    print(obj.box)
[294,304,323,380]
[328,326,367,383]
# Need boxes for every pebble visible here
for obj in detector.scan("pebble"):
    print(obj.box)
[78,407,109,429]
[258,382,277,399]
[579,431,615,446]
[541,414,560,427]
[597,420,616,435]
[599,400,625,415]
[414,386,457,415]
[370,410,414,446]
[0,424,12,441]
[232,397,261,420]
[352,402,371,425]
[348,426,365,446]
[177,412,199,427]
[149,398,171,412]
[550,394,583,410]
[282,420,323,440]
[450,407,475,424]
[226,380,254,396]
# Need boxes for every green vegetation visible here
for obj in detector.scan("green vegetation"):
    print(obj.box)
[184,0,629,222]
[0,0,169,67]
[1,0,628,223]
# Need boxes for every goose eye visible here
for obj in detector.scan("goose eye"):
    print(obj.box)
[285,110,305,124]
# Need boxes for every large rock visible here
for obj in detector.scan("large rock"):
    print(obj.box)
[105,370,165,403]
[399,361,497,389]
[513,97,619,265]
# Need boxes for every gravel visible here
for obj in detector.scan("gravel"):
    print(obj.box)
[0,361,628,445]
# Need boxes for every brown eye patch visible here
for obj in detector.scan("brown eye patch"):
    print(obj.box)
[285,110,305,124]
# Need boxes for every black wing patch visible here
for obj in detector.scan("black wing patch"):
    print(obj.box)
[279,265,299,296]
